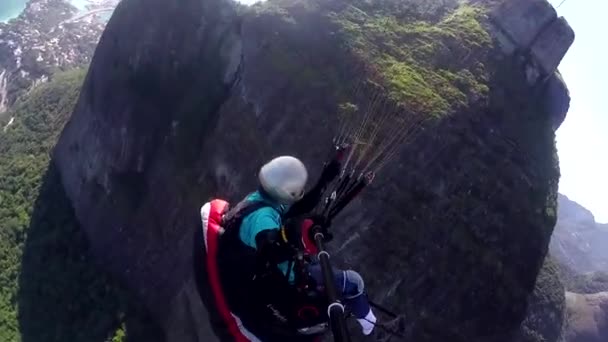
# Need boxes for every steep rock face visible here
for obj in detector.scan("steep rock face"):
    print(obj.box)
[483,0,573,129]
[53,0,573,341]
[55,0,241,339]
[488,0,573,77]
[543,72,570,131]
[564,291,608,342]
[549,194,608,274]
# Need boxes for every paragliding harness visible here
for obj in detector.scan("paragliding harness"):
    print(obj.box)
[217,198,332,337]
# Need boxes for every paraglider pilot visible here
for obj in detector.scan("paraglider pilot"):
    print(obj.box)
[194,152,404,341]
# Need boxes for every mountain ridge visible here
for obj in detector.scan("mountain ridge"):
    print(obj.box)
[549,193,608,274]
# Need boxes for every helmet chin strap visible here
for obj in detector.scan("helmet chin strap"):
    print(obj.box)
[257,186,277,202]
[261,179,310,204]
[257,185,296,205]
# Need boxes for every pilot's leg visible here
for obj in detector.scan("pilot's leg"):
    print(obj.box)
[308,264,377,334]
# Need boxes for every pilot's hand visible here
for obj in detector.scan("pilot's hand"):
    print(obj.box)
[307,214,333,243]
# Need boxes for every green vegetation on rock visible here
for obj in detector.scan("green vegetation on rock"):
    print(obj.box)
[111,322,127,342]
[0,70,159,342]
[330,1,492,117]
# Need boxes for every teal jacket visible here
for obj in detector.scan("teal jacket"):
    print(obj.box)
[239,190,295,282]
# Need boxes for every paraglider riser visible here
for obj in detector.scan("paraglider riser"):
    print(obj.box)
[312,226,351,342]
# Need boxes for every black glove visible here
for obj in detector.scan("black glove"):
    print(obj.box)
[306,214,333,243]
[319,158,341,185]
[285,145,346,219]
[320,144,349,185]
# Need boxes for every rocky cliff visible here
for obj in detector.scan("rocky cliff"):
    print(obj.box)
[0,0,119,116]
[48,0,574,341]
[550,194,608,274]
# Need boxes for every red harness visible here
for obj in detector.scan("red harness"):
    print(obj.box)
[201,199,255,342]
[200,199,326,342]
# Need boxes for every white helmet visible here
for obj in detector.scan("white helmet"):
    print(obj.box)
[259,156,308,205]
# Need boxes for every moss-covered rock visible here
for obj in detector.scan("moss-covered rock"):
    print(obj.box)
[331,2,492,116]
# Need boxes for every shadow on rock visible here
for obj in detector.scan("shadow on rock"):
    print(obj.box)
[17,164,164,342]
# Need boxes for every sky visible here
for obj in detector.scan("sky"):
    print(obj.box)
[548,0,608,222]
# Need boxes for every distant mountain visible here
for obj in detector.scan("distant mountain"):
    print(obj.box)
[549,194,608,274]
[550,196,608,342]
